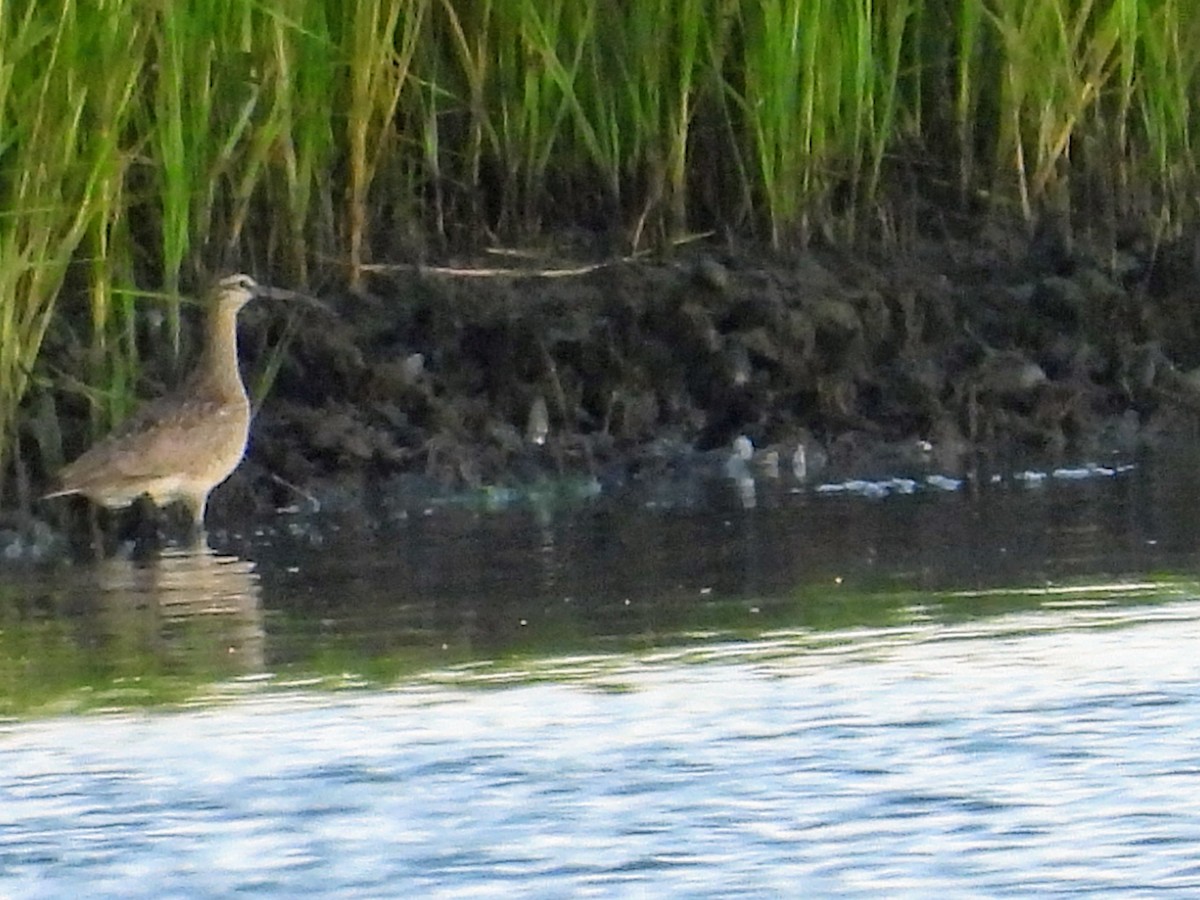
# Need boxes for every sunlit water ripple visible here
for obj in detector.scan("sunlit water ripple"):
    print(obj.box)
[4,598,1200,897]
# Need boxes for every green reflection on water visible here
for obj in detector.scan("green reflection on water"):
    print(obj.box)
[1,568,1195,720]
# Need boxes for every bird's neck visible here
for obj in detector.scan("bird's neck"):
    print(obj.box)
[199,304,248,401]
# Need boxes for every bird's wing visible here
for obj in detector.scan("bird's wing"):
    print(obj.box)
[58,398,246,486]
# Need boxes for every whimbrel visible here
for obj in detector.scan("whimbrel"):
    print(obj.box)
[45,273,292,529]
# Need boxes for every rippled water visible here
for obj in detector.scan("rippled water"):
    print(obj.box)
[5,447,1200,896]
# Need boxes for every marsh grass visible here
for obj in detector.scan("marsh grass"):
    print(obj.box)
[0,1,144,473]
[3,0,1200,478]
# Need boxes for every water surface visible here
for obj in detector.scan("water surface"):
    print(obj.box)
[4,447,1200,895]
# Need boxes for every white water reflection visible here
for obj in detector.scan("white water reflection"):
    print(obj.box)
[4,599,1200,896]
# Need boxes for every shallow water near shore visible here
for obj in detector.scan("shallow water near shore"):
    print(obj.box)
[5,445,1200,895]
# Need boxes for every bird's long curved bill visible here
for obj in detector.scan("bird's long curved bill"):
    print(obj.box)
[256,284,332,314]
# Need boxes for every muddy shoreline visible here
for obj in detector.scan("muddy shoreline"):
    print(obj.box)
[15,219,1200,549]
[243,222,1200,508]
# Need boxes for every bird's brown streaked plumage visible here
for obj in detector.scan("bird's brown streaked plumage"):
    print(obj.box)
[45,273,274,528]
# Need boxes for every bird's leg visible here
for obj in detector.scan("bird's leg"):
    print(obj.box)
[87,504,105,560]
[184,494,208,541]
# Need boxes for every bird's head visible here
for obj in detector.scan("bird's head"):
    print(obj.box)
[213,273,260,314]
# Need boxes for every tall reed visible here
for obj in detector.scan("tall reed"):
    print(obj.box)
[986,0,1124,219]
[1129,0,1199,228]
[342,0,426,287]
[2,0,1200,475]
[578,0,711,243]
[0,0,144,472]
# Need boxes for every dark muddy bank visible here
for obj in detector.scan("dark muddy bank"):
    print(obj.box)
[240,221,1200,512]
[21,219,1200,544]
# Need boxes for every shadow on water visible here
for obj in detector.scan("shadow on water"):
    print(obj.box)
[5,444,1200,714]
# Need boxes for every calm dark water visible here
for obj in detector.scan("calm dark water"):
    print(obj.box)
[4,445,1200,896]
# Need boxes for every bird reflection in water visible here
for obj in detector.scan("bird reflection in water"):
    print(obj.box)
[87,544,265,677]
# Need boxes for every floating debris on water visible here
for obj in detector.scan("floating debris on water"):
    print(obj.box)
[925,474,963,492]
